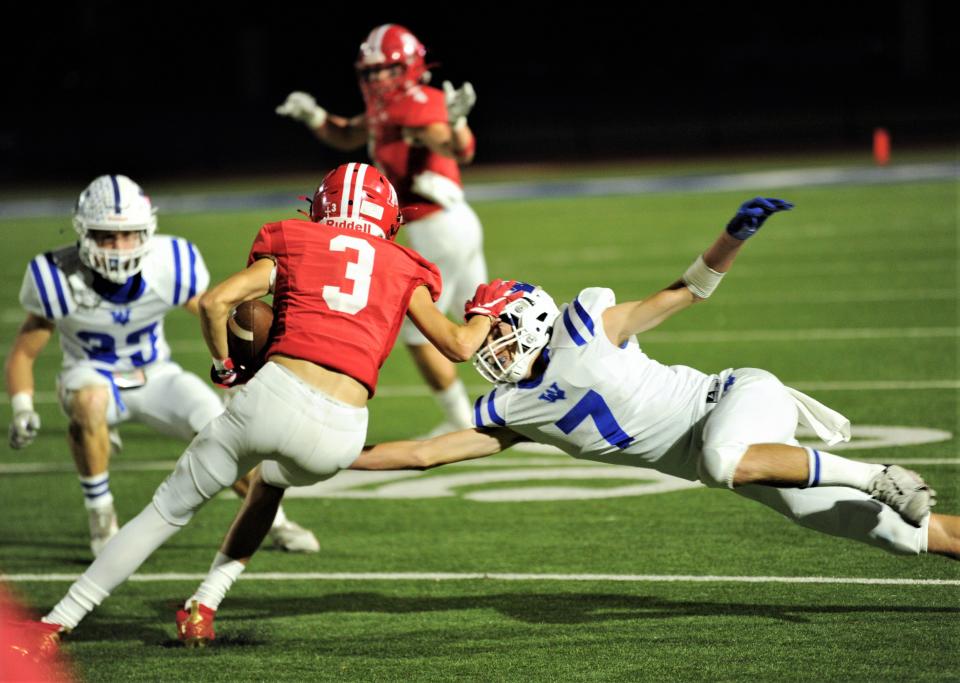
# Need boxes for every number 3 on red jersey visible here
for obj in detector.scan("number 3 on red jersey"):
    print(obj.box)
[322,235,375,315]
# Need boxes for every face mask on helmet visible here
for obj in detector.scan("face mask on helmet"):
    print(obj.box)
[474,283,560,384]
[355,23,428,105]
[73,175,157,284]
[310,162,403,241]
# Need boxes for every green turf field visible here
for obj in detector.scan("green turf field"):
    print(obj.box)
[1,162,958,681]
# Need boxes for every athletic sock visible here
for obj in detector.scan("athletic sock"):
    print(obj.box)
[805,448,884,490]
[185,552,247,611]
[45,504,181,629]
[79,472,113,510]
[434,379,473,429]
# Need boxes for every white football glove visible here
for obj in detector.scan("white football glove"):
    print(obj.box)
[442,81,476,131]
[9,410,40,449]
[275,91,328,129]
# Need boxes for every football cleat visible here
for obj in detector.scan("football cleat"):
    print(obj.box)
[176,600,216,648]
[6,620,65,663]
[867,465,937,527]
[269,520,320,553]
[88,505,119,557]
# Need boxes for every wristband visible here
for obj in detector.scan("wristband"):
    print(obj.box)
[457,133,476,159]
[682,255,725,299]
[212,358,234,374]
[452,116,468,132]
[11,392,33,414]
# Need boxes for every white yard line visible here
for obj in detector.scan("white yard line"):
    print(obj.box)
[1,456,956,476]
[1,571,957,586]
[1,378,957,407]
[640,327,959,343]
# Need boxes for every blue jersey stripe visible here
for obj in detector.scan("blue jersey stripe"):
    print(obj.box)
[562,308,587,347]
[187,242,198,300]
[29,259,54,318]
[110,175,121,213]
[44,253,69,317]
[812,449,821,487]
[486,389,506,426]
[572,298,594,336]
[171,239,182,304]
[473,396,484,428]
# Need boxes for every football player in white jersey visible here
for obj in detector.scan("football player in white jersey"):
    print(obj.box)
[129,195,956,647]
[353,198,958,562]
[5,174,319,556]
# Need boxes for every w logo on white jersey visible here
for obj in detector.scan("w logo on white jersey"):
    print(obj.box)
[539,382,566,403]
[111,309,132,325]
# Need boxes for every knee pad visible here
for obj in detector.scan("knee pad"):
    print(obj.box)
[698,441,748,489]
[152,443,235,526]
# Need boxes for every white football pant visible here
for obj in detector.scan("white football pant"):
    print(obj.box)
[697,368,926,555]
[153,361,368,525]
[58,361,223,438]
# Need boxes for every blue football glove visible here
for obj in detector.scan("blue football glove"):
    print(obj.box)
[726,197,794,240]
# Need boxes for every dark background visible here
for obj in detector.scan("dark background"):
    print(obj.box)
[2,1,956,184]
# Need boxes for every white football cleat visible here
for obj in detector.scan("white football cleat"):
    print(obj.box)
[269,520,320,553]
[88,505,119,556]
[867,465,937,527]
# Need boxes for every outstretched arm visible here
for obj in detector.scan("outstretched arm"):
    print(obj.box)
[350,426,519,470]
[406,285,493,361]
[276,92,368,151]
[603,198,793,346]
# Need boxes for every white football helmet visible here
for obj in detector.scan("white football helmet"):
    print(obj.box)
[73,174,157,283]
[474,283,560,384]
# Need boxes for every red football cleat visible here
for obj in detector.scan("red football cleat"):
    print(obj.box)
[175,600,216,648]
[5,619,64,662]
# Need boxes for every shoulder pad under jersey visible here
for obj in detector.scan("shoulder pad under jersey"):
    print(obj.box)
[19,245,82,320]
[472,385,511,430]
[143,234,211,306]
[552,287,617,349]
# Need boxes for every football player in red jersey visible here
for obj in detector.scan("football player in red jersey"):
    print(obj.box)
[20,163,518,651]
[277,23,485,438]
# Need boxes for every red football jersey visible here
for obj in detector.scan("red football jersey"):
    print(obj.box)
[366,84,461,221]
[248,219,441,395]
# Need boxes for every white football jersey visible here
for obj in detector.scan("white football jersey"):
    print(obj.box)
[473,287,719,470]
[19,235,209,374]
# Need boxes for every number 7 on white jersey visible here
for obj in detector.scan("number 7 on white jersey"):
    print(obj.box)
[322,235,375,315]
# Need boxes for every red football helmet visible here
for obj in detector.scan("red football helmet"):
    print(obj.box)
[355,24,428,105]
[310,162,403,241]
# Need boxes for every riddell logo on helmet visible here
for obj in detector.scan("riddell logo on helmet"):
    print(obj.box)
[322,218,385,238]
